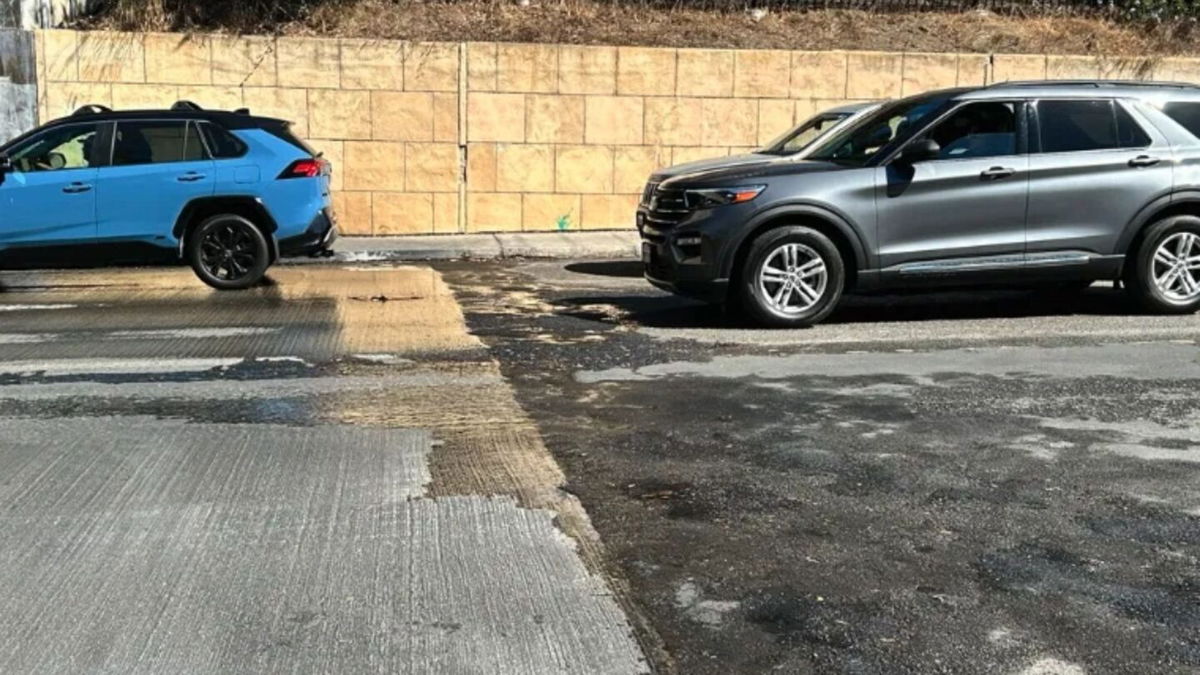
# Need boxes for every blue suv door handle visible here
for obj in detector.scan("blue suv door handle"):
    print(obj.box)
[177,172,207,183]
[62,182,92,194]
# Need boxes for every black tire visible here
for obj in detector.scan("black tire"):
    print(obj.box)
[1124,215,1200,314]
[737,226,845,328]
[187,214,270,291]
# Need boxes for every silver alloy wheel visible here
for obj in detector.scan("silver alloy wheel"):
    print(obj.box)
[758,242,828,315]
[1152,232,1200,303]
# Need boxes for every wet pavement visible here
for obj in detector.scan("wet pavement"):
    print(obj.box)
[0,266,647,674]
[442,259,1200,675]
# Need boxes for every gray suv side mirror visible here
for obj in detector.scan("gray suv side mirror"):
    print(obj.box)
[899,138,941,164]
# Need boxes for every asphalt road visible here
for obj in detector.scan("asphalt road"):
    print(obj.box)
[442,259,1200,675]
[0,266,647,674]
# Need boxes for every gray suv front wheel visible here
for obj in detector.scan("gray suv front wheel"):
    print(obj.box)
[738,226,845,327]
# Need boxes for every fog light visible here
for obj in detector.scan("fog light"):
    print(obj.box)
[676,235,702,246]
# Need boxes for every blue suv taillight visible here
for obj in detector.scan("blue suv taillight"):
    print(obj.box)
[278,158,328,179]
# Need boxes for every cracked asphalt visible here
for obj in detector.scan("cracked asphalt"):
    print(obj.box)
[441,259,1200,675]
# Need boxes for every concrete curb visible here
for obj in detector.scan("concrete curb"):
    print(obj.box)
[288,231,641,265]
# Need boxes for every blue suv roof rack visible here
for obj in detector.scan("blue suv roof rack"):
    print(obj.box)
[71,104,112,116]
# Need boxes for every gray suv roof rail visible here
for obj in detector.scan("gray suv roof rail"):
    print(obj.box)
[987,79,1200,89]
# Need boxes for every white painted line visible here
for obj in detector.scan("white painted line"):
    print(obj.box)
[105,327,280,340]
[0,358,243,376]
[0,304,77,312]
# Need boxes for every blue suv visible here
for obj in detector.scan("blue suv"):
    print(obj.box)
[0,102,336,289]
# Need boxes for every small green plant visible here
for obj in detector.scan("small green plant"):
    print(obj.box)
[556,213,571,231]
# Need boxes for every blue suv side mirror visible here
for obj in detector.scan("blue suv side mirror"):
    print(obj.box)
[0,153,11,174]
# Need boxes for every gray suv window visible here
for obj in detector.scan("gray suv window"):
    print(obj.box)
[927,101,1017,160]
[1162,101,1200,140]
[1036,99,1149,153]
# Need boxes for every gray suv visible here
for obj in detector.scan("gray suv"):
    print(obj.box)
[638,81,1200,327]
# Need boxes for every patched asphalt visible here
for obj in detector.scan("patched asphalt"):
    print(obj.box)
[442,259,1200,675]
[0,266,648,674]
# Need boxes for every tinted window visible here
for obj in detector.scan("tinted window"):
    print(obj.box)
[7,124,100,173]
[112,121,207,166]
[260,121,315,155]
[1115,104,1151,148]
[927,101,1017,160]
[807,95,953,166]
[200,123,247,159]
[1037,100,1118,153]
[1163,101,1200,140]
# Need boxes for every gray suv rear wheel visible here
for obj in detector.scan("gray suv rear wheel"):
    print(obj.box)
[1126,215,1200,314]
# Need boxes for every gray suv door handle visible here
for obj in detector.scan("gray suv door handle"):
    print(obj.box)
[980,166,1016,180]
[62,182,92,194]
[1128,155,1161,168]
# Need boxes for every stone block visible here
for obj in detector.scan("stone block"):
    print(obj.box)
[243,88,309,136]
[496,144,555,193]
[341,39,404,91]
[405,143,460,192]
[177,86,243,111]
[78,32,144,83]
[1046,55,1099,80]
[110,83,177,111]
[526,94,584,144]
[702,98,758,147]
[404,42,459,92]
[212,35,277,87]
[467,92,525,142]
[466,143,497,192]
[41,29,77,82]
[373,192,435,235]
[585,96,644,145]
[332,191,373,235]
[309,89,371,139]
[580,194,637,230]
[734,49,791,98]
[791,51,847,99]
[617,47,676,96]
[559,45,617,95]
[757,99,795,146]
[372,91,433,141]
[433,93,459,142]
[343,141,405,191]
[523,194,581,231]
[276,37,340,89]
[613,146,667,194]
[467,42,498,91]
[671,146,728,165]
[676,49,734,97]
[467,193,523,232]
[555,145,614,194]
[902,52,957,96]
[644,97,703,146]
[144,33,211,85]
[496,43,558,93]
[990,54,1046,83]
[44,82,111,118]
[846,51,902,99]
[433,193,461,233]
[957,54,989,86]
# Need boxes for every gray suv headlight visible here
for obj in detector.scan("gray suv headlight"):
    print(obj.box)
[684,185,766,210]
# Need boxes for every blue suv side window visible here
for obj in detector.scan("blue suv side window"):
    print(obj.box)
[8,124,101,173]
[112,121,207,166]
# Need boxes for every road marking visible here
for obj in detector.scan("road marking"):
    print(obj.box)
[0,358,243,376]
[0,304,77,312]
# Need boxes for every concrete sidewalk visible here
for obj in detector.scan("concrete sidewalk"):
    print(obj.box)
[315,230,640,263]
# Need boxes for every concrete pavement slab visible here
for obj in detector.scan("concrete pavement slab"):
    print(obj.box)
[323,231,640,263]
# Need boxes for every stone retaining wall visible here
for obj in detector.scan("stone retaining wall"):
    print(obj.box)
[32,30,1193,234]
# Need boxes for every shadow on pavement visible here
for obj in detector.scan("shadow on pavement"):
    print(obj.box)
[563,261,644,278]
[553,284,1143,329]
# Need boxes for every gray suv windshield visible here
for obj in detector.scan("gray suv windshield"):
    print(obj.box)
[806,95,953,166]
